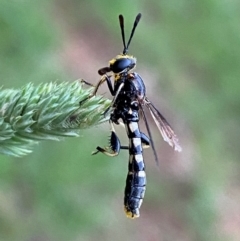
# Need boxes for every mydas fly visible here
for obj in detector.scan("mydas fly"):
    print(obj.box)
[83,13,182,218]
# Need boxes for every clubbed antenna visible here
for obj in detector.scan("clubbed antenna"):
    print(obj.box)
[119,13,142,55]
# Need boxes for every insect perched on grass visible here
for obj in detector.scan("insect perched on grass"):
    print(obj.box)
[83,13,182,218]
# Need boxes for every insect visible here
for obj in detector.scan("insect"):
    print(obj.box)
[85,13,182,218]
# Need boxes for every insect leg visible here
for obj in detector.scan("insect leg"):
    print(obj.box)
[80,74,114,105]
[89,74,115,96]
[80,79,94,87]
[92,121,121,156]
[102,82,125,117]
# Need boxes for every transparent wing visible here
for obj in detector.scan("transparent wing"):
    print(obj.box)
[144,98,182,152]
[139,104,159,165]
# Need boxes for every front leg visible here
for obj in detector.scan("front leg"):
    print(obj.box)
[92,74,115,96]
[102,81,125,117]
[80,74,115,105]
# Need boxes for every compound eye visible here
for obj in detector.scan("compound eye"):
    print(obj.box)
[110,58,132,73]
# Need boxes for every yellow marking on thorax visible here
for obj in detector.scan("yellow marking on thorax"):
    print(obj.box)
[114,74,121,82]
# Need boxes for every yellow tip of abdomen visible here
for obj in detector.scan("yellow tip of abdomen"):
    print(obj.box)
[124,207,140,219]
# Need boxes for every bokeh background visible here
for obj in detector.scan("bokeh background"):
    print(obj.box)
[0,1,240,241]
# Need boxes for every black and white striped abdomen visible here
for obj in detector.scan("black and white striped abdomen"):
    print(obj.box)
[124,121,146,218]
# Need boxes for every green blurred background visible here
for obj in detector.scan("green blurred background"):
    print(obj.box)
[0,0,240,240]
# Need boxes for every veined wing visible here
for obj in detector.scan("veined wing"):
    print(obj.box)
[144,98,182,152]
